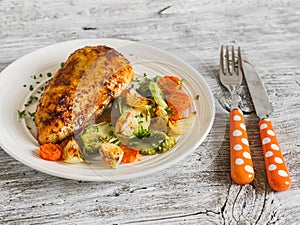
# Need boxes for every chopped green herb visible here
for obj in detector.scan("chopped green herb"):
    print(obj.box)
[195,95,200,100]
[144,73,147,77]
[60,62,65,68]
[25,96,38,107]
[39,73,43,77]
[28,111,36,117]
[28,112,36,122]
[23,84,27,87]
[47,72,52,77]
[135,77,140,82]
[17,110,26,119]
[153,75,162,82]
[29,96,38,102]
[108,130,114,136]
[178,79,184,85]
[29,85,34,91]
[26,126,32,130]
[166,107,174,114]
[36,81,40,84]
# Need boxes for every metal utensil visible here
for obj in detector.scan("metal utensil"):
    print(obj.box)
[243,60,291,192]
[219,46,254,184]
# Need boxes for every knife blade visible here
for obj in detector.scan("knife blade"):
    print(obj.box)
[242,60,291,192]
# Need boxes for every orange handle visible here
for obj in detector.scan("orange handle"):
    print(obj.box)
[259,118,291,191]
[230,108,254,184]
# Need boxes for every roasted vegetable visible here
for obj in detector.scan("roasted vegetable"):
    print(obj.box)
[61,138,84,163]
[120,145,139,163]
[123,131,176,155]
[117,96,130,115]
[137,78,152,97]
[154,106,169,124]
[99,142,124,168]
[157,76,182,94]
[39,143,62,161]
[78,122,119,156]
[167,91,191,114]
[115,108,150,139]
[149,117,168,133]
[168,112,197,135]
[138,131,176,155]
[149,82,168,109]
[126,88,152,108]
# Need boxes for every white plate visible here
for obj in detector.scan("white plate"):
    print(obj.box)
[0,38,215,181]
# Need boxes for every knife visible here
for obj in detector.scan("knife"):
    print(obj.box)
[242,60,291,192]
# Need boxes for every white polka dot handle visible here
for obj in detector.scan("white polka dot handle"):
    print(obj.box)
[230,109,254,184]
[259,119,291,192]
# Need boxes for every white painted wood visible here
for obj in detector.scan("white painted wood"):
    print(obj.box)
[0,0,299,224]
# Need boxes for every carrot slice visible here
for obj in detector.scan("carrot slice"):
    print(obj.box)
[39,143,62,161]
[157,76,182,94]
[166,91,190,113]
[166,104,182,121]
[120,145,139,163]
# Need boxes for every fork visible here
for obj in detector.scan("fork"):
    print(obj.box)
[219,46,254,184]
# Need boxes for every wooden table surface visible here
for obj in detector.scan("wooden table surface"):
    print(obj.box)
[1,0,299,224]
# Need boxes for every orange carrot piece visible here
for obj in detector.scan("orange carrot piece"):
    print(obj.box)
[120,145,139,163]
[39,143,62,161]
[166,104,182,121]
[166,91,190,113]
[157,76,182,94]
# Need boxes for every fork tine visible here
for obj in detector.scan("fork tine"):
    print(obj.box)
[232,46,236,75]
[225,46,230,76]
[237,46,242,75]
[219,45,224,75]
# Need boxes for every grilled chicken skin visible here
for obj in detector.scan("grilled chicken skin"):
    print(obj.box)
[35,45,134,144]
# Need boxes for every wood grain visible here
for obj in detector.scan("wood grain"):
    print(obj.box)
[0,0,300,224]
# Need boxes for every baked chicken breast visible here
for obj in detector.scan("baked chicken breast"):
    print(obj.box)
[35,45,134,144]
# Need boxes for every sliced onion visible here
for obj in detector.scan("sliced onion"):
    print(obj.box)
[168,112,197,135]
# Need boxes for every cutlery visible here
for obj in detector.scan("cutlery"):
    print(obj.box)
[242,60,291,191]
[219,46,255,184]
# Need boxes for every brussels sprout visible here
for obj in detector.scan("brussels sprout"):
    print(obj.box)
[78,122,118,156]
[137,78,152,97]
[128,131,176,155]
